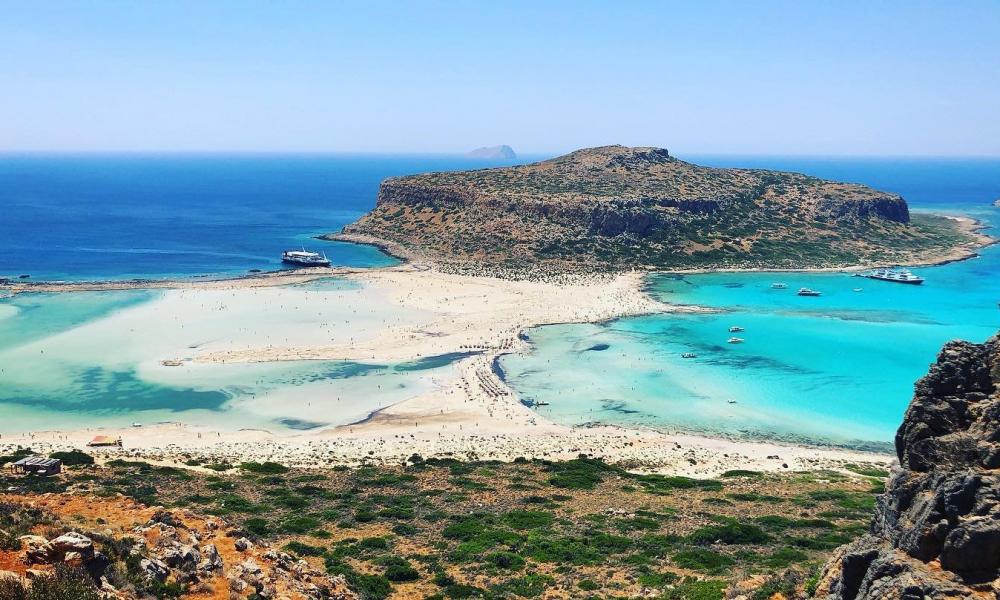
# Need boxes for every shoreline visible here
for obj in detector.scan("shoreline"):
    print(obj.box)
[0,264,897,476]
[1,213,990,474]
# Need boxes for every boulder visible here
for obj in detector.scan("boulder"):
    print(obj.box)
[234,537,253,552]
[48,532,95,562]
[139,557,169,582]
[198,543,223,571]
[19,535,52,563]
[162,544,200,570]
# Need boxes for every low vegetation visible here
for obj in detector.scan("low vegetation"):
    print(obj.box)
[0,452,886,599]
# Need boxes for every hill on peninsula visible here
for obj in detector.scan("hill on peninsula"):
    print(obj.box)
[334,145,982,272]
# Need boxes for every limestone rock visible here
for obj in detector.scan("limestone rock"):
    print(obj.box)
[234,537,253,552]
[19,534,52,563]
[49,532,95,561]
[198,543,223,571]
[817,333,1000,599]
[140,557,169,582]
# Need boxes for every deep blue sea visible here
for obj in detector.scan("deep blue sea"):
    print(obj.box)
[1,154,998,444]
[0,154,529,280]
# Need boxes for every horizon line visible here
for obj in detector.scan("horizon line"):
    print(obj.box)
[3,149,1000,160]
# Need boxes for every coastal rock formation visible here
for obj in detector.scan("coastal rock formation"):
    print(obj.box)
[465,144,516,159]
[335,145,978,272]
[816,333,1000,599]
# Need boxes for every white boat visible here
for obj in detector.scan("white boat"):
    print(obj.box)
[797,287,821,297]
[728,326,744,333]
[856,268,924,285]
[853,288,863,292]
[282,249,331,267]
[771,282,787,289]
[681,352,697,359]
[727,337,744,344]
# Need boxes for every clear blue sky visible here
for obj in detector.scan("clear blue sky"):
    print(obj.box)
[3,1,999,155]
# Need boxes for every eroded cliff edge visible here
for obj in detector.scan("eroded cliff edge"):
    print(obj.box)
[331,145,986,272]
[816,333,1000,599]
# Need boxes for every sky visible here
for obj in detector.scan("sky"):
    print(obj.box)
[2,1,999,156]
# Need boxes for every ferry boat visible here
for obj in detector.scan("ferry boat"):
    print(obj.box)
[856,268,924,285]
[281,249,331,267]
[771,282,787,289]
[727,337,744,344]
[797,287,822,297]
[728,326,744,333]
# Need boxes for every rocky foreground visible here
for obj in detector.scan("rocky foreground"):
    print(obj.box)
[334,145,983,273]
[816,333,1000,599]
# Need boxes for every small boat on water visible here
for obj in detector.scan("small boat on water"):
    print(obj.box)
[728,326,744,333]
[681,352,697,359]
[727,399,737,404]
[281,249,331,267]
[797,287,822,297]
[853,288,863,292]
[771,282,787,289]
[727,337,744,344]
[856,268,924,285]
[534,400,550,407]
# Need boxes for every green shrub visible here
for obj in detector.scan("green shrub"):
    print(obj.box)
[660,579,727,600]
[278,515,321,534]
[283,540,324,556]
[485,551,525,570]
[243,518,271,536]
[547,458,621,490]
[48,450,94,466]
[687,521,769,545]
[672,548,735,573]
[240,461,289,474]
[719,469,762,478]
[502,510,553,530]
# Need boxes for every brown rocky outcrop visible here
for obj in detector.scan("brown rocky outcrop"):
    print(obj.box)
[333,145,977,273]
[816,333,1000,599]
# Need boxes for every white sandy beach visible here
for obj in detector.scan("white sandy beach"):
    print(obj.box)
[0,264,895,476]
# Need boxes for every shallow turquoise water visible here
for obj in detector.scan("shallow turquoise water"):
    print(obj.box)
[501,206,1000,449]
[0,282,463,433]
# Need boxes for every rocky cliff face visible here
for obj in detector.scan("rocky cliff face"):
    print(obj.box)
[816,333,1000,599]
[334,145,977,272]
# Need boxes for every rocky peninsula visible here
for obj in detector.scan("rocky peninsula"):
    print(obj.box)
[331,145,986,273]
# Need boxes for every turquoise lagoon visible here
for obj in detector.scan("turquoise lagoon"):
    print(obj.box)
[501,206,1000,450]
[0,280,464,433]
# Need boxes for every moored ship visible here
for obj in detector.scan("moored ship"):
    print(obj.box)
[856,268,924,285]
[281,249,331,267]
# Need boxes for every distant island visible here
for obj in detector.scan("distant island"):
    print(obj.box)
[464,144,516,159]
[332,145,988,272]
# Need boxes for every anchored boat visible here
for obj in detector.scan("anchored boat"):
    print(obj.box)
[856,268,924,285]
[282,249,331,267]
[797,287,821,297]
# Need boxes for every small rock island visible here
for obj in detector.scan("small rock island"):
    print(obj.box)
[333,145,981,272]
[464,145,517,159]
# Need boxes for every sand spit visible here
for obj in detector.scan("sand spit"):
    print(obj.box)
[0,264,896,476]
